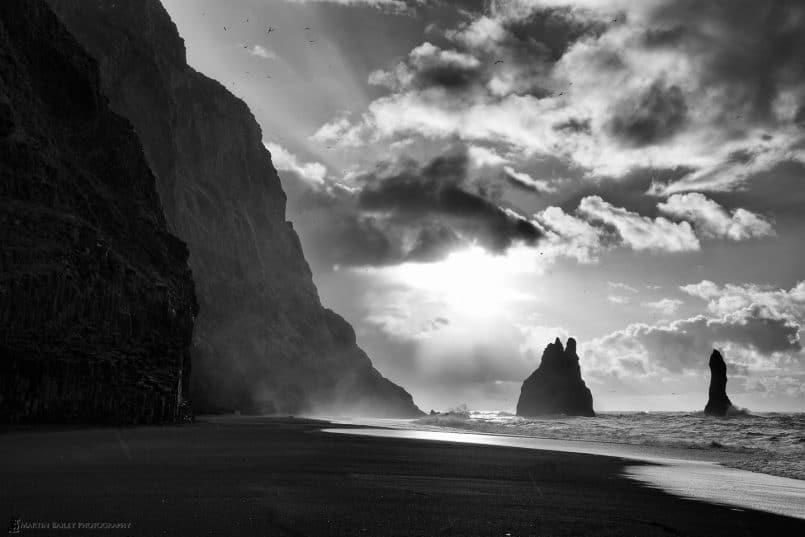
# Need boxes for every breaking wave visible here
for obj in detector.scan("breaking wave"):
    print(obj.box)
[413,410,805,480]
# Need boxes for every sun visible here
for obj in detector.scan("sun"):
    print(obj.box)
[364,245,540,322]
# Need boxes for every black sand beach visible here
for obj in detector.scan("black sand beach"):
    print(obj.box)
[2,417,803,536]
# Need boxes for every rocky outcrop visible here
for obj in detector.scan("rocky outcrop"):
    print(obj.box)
[0,0,197,423]
[516,338,595,417]
[47,0,422,417]
[704,349,733,417]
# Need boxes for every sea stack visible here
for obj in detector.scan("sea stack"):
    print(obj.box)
[516,337,595,417]
[704,349,733,416]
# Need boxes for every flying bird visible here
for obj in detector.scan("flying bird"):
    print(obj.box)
[267,27,274,34]
[494,59,504,64]
[223,26,227,31]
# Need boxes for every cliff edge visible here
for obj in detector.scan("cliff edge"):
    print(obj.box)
[0,0,197,423]
[48,0,421,417]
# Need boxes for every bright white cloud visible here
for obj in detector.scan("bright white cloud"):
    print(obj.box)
[642,298,683,315]
[679,280,721,301]
[503,166,556,193]
[249,45,278,60]
[578,196,700,252]
[658,193,774,240]
[681,280,805,328]
[468,145,510,167]
[264,142,327,185]
[314,0,805,192]
[608,282,638,293]
[281,0,414,12]
[533,205,606,263]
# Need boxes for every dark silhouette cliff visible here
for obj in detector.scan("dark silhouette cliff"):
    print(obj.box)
[0,0,197,423]
[517,338,595,417]
[704,349,733,417]
[47,0,422,417]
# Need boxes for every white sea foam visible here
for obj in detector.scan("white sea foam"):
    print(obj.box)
[400,410,805,481]
[322,426,805,520]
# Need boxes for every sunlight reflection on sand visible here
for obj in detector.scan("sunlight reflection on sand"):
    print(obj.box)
[323,427,805,520]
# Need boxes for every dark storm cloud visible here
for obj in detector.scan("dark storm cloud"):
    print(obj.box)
[283,148,542,271]
[607,81,688,147]
[642,0,805,125]
[405,224,462,262]
[288,185,394,270]
[415,62,479,91]
[501,6,606,63]
[358,149,542,252]
[396,43,486,93]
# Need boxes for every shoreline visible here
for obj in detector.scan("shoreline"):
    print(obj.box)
[323,426,805,520]
[2,416,804,535]
[322,412,805,481]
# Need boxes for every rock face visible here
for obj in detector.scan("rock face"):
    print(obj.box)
[704,349,733,416]
[516,338,595,417]
[0,0,197,423]
[47,0,422,417]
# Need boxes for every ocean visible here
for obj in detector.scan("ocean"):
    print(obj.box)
[409,410,805,481]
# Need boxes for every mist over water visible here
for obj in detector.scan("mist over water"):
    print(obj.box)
[408,410,805,481]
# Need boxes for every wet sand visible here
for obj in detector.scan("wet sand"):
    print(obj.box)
[1,416,803,536]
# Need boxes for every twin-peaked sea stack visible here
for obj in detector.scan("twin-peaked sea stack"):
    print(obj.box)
[516,337,595,417]
[704,349,734,416]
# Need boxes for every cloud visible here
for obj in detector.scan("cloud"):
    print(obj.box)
[658,193,774,240]
[357,148,543,254]
[467,145,510,167]
[642,298,683,315]
[577,195,700,252]
[585,307,801,377]
[607,80,688,147]
[608,295,630,305]
[532,205,606,263]
[502,166,556,193]
[680,280,805,326]
[679,280,721,301]
[264,142,326,185]
[407,43,483,91]
[608,282,638,293]
[314,0,805,191]
[583,279,805,401]
[249,45,278,60]
[281,0,420,13]
[282,146,546,270]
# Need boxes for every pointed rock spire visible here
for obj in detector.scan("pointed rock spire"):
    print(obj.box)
[516,337,595,417]
[704,349,734,416]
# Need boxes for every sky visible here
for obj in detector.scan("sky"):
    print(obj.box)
[161,0,805,412]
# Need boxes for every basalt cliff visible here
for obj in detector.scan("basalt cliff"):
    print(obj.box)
[517,337,595,417]
[0,0,197,423]
[47,0,421,417]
